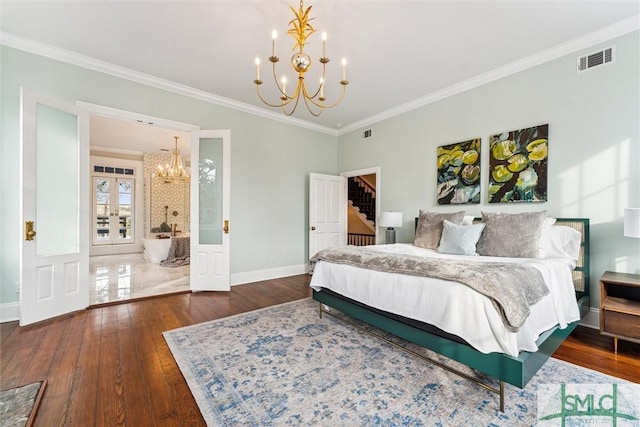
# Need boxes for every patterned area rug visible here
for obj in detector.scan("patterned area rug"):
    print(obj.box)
[0,380,47,427]
[163,298,635,426]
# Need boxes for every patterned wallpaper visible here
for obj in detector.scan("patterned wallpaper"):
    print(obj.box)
[143,153,190,235]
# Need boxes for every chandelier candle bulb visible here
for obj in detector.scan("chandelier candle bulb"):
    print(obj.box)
[272,30,277,57]
[320,77,324,99]
[341,58,347,81]
[281,76,287,95]
[321,32,327,58]
[255,57,260,81]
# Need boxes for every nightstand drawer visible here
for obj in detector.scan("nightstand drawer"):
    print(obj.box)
[603,310,640,339]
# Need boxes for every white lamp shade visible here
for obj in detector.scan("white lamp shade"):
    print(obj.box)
[624,208,640,238]
[379,211,403,228]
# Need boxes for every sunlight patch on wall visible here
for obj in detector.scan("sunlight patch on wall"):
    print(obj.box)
[615,254,638,274]
[582,145,617,225]
[615,138,632,212]
[557,139,630,225]
[557,163,581,212]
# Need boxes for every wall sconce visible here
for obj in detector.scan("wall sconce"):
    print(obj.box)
[379,211,403,244]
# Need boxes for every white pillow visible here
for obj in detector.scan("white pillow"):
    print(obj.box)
[546,225,582,261]
[538,217,557,258]
[462,215,476,226]
[437,220,485,256]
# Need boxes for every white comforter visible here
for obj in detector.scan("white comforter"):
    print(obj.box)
[310,243,580,357]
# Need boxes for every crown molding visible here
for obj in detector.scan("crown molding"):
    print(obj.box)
[0,31,338,137]
[90,145,146,157]
[77,101,200,132]
[2,14,637,139]
[337,15,640,136]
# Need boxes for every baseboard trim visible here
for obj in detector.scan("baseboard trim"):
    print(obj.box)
[90,245,144,257]
[231,264,307,286]
[0,288,603,328]
[579,307,600,329]
[0,302,20,323]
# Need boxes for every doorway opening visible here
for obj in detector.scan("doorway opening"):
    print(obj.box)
[342,167,380,246]
[86,109,195,305]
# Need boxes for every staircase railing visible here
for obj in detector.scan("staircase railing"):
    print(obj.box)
[348,233,376,246]
[348,177,375,222]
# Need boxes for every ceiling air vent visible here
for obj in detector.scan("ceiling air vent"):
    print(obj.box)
[577,46,614,73]
[361,129,373,140]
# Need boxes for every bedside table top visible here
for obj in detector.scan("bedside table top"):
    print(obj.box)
[601,271,640,287]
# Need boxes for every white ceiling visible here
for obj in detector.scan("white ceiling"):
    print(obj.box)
[2,1,639,151]
[90,114,192,157]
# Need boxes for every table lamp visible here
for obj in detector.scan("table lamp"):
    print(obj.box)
[624,208,640,238]
[380,211,403,244]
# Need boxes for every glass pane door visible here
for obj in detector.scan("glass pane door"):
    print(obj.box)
[94,178,111,243]
[36,104,79,256]
[199,138,223,245]
[20,88,89,325]
[117,179,133,241]
[190,129,230,291]
[93,176,135,245]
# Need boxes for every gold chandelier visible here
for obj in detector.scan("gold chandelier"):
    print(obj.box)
[253,0,348,117]
[157,136,190,183]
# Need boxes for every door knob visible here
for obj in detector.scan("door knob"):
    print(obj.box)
[310,226,316,231]
[223,220,229,234]
[25,221,37,241]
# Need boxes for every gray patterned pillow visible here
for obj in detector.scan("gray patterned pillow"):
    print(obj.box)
[476,211,547,258]
[414,210,465,249]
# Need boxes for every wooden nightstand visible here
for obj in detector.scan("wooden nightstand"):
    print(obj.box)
[599,271,640,353]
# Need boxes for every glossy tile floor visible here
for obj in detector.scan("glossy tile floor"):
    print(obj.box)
[89,253,190,305]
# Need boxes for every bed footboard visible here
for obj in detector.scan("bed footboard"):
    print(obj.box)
[313,288,579,411]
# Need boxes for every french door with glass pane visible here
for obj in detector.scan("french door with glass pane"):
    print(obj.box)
[21,88,89,326]
[93,176,135,245]
[190,130,230,291]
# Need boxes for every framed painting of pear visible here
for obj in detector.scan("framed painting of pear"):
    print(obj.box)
[437,138,481,205]
[488,124,548,203]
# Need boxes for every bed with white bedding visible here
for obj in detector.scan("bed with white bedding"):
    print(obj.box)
[311,243,580,357]
[309,214,590,411]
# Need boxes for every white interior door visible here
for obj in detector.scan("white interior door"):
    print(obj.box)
[190,130,230,291]
[20,88,89,326]
[309,173,346,258]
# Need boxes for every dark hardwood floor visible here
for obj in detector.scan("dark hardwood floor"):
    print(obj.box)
[1,274,638,426]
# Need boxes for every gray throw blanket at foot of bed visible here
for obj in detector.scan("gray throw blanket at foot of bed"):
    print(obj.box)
[161,236,190,268]
[311,247,549,331]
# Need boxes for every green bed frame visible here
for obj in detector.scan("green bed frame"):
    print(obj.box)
[312,218,590,405]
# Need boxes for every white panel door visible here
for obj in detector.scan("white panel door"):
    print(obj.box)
[309,173,346,258]
[190,130,230,291]
[20,88,89,325]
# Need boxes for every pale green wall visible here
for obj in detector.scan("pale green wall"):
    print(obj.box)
[338,31,640,307]
[2,32,639,310]
[0,46,338,304]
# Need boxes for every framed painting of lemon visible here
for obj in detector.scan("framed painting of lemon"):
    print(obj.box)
[437,138,481,205]
[488,124,548,203]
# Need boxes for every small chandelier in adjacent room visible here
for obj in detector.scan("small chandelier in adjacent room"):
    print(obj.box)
[157,136,190,183]
[253,0,348,117]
